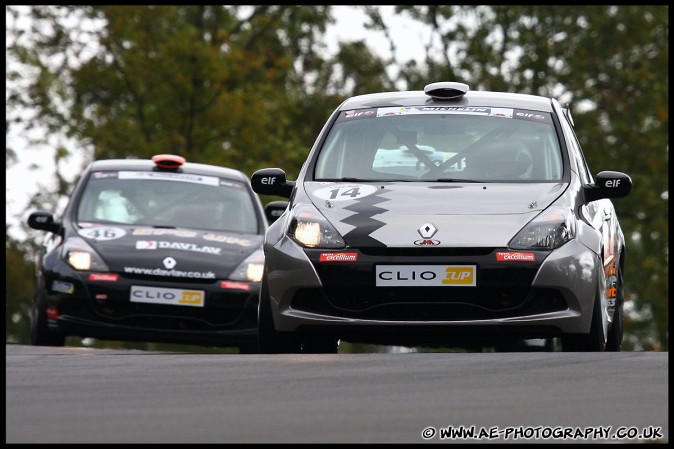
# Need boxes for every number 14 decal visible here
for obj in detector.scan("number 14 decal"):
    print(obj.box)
[313,184,378,202]
[330,186,361,199]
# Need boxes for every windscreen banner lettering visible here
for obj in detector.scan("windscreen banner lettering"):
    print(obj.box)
[376,106,513,118]
[342,109,376,120]
[356,106,551,124]
[92,172,118,179]
[514,111,550,122]
[118,171,219,186]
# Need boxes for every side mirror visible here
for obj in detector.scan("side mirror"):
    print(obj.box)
[251,168,295,198]
[27,211,62,234]
[584,171,632,203]
[264,201,288,223]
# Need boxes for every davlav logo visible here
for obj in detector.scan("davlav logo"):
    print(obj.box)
[136,240,157,250]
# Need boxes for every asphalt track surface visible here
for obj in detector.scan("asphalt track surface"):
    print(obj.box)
[5,344,668,443]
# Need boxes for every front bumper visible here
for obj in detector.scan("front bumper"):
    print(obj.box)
[43,262,259,346]
[265,236,599,343]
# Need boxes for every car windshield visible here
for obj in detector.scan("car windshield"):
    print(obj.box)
[77,171,260,233]
[314,106,563,182]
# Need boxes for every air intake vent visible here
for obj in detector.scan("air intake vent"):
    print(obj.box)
[424,82,469,100]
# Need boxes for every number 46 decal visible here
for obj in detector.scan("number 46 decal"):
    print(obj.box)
[78,226,127,241]
[313,184,378,202]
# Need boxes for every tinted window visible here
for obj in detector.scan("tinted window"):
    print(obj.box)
[314,107,563,182]
[77,171,259,233]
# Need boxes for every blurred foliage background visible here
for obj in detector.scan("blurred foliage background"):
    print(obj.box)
[6,5,668,351]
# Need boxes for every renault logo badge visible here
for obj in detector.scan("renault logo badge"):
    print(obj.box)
[418,223,437,238]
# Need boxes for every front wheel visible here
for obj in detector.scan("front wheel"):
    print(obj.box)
[606,263,625,352]
[562,288,606,352]
[30,293,66,347]
[258,274,301,354]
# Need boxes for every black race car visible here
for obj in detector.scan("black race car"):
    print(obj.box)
[27,154,268,353]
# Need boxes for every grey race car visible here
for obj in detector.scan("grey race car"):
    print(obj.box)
[251,81,632,353]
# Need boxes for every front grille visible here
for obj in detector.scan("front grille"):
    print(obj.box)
[87,288,254,328]
[311,261,537,311]
[358,247,496,257]
[92,301,245,328]
[290,287,567,321]
[300,247,557,321]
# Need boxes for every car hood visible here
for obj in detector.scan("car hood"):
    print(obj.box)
[74,224,263,278]
[304,181,567,247]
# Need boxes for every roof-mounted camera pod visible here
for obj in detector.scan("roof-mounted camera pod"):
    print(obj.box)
[424,81,470,100]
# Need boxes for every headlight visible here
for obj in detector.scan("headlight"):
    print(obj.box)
[288,204,346,248]
[63,237,110,271]
[509,206,575,250]
[229,248,264,282]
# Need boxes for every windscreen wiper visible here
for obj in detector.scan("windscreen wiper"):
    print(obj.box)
[321,177,416,182]
[431,178,482,183]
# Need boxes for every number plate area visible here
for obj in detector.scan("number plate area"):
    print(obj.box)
[375,265,476,287]
[130,285,205,307]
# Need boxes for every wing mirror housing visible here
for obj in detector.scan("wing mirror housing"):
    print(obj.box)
[264,201,288,223]
[584,171,632,203]
[27,211,62,234]
[251,168,295,198]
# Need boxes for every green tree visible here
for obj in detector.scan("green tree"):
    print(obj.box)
[6,5,393,185]
[8,6,314,173]
[5,5,392,345]
[5,230,34,344]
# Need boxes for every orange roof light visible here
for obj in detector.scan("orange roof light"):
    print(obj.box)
[152,154,186,170]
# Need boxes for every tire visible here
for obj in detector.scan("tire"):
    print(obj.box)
[543,338,557,352]
[258,274,301,354]
[562,287,606,352]
[30,293,66,347]
[606,263,624,352]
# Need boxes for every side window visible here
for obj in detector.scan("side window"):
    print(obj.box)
[315,121,381,179]
[570,133,594,185]
[560,113,593,185]
[315,128,348,178]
